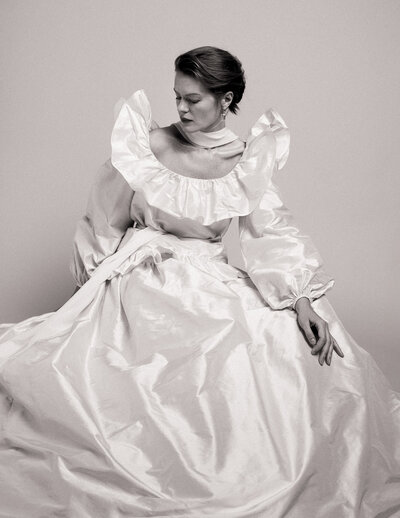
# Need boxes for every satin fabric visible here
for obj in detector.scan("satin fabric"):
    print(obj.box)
[0,89,399,518]
[173,120,240,148]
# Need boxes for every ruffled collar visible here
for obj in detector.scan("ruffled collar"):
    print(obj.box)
[173,120,239,148]
[111,89,290,225]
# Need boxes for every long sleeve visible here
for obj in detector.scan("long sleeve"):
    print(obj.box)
[238,110,335,311]
[70,159,134,287]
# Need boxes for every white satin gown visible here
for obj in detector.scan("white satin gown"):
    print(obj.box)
[0,89,399,518]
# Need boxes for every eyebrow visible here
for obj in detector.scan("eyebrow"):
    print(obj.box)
[173,88,201,97]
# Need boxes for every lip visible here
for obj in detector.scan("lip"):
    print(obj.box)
[180,117,192,123]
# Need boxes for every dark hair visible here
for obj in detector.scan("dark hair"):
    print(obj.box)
[174,46,246,115]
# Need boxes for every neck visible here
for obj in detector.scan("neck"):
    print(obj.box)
[204,119,225,132]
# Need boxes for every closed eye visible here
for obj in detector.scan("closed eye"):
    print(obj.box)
[175,97,200,104]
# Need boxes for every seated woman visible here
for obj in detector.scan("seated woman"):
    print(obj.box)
[0,46,399,518]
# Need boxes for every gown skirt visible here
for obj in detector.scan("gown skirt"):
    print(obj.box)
[0,89,399,518]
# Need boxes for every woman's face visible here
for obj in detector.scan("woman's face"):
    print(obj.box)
[174,71,226,133]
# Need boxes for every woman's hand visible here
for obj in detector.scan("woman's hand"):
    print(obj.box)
[294,297,344,366]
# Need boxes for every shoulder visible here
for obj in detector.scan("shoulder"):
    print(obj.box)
[149,125,180,154]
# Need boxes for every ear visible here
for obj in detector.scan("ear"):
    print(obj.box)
[221,91,234,110]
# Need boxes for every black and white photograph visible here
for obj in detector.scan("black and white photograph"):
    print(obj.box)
[1,1,399,516]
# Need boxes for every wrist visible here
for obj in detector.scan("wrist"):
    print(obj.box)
[293,296,311,313]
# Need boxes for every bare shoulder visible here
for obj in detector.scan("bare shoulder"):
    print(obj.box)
[149,126,178,154]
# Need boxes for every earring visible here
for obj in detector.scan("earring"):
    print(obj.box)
[221,107,228,119]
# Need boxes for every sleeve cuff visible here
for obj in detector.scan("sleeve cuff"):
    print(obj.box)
[291,295,312,311]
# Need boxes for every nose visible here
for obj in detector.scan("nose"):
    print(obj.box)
[177,99,189,114]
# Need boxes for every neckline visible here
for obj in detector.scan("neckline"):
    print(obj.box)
[113,88,280,184]
[146,132,249,183]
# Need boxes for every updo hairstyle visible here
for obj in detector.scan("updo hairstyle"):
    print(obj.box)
[174,46,246,115]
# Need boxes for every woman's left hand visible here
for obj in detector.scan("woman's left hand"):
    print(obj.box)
[294,297,344,366]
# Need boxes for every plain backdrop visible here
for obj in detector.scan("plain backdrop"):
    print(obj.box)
[1,0,399,390]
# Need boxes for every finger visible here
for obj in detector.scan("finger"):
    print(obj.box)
[333,338,345,358]
[326,340,334,365]
[318,337,332,366]
[311,322,328,355]
[298,319,317,347]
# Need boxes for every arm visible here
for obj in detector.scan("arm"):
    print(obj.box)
[238,179,335,311]
[70,159,135,289]
[238,170,343,365]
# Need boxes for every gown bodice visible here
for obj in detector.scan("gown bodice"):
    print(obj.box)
[110,89,290,234]
[129,189,232,242]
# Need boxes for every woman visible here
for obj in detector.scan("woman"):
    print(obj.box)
[0,46,399,517]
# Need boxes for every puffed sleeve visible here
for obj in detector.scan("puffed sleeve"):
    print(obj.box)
[70,158,134,287]
[238,109,335,311]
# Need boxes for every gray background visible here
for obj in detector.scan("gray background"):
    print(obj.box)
[1,0,399,389]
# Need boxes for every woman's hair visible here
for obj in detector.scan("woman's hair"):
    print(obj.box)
[174,46,246,115]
